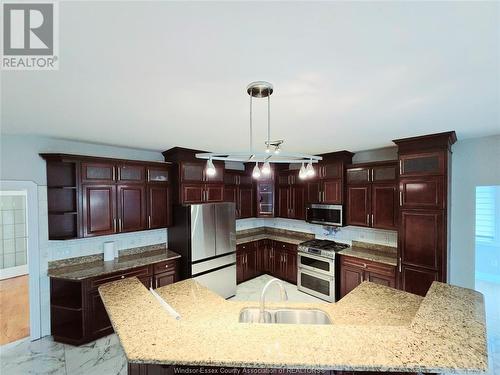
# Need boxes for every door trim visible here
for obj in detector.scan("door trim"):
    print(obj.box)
[0,180,41,341]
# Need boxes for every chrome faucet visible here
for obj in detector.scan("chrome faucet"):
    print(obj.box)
[260,278,288,322]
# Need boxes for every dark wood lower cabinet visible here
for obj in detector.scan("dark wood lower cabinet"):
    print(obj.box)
[400,264,439,297]
[237,240,298,285]
[128,364,427,375]
[50,258,179,345]
[339,255,396,299]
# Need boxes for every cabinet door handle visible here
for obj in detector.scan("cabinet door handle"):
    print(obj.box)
[371,214,374,226]
[112,167,116,181]
[371,169,374,182]
[399,191,403,206]
[366,214,369,225]
[147,169,150,181]
[148,215,151,228]
[399,160,402,175]
[118,218,122,232]
[399,257,402,273]
[113,218,117,232]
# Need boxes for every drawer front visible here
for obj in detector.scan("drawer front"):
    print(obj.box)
[273,240,297,253]
[153,259,178,274]
[89,266,150,290]
[341,255,395,276]
[237,241,257,253]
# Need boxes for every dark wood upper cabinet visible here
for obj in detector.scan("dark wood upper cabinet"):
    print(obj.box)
[239,186,254,219]
[399,151,445,177]
[291,186,305,220]
[82,184,116,237]
[372,183,398,230]
[346,161,398,230]
[322,179,342,204]
[147,185,171,229]
[117,165,145,183]
[42,154,172,240]
[82,162,115,183]
[205,184,224,202]
[306,181,320,204]
[400,176,445,209]
[320,162,342,179]
[224,185,237,203]
[180,162,205,183]
[346,185,371,227]
[147,167,169,183]
[346,167,370,184]
[182,184,204,204]
[278,186,290,218]
[256,181,274,217]
[117,185,146,233]
[372,164,398,182]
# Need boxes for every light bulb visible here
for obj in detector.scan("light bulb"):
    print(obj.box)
[206,158,216,176]
[262,161,271,175]
[265,147,270,153]
[252,162,261,179]
[299,163,307,179]
[274,146,280,154]
[306,160,315,177]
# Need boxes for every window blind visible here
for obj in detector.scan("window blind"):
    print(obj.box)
[475,186,496,240]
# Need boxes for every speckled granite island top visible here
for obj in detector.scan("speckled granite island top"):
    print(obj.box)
[48,245,180,280]
[99,278,488,373]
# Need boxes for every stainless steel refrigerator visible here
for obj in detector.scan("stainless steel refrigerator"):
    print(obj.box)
[168,202,236,298]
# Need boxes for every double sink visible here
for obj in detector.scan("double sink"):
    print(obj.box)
[239,307,331,325]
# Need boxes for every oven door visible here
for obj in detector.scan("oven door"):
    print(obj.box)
[297,268,335,302]
[297,252,334,276]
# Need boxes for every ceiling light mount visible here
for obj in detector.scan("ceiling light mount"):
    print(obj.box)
[247,81,274,98]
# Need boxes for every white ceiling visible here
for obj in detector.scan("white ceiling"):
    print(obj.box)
[1,1,499,154]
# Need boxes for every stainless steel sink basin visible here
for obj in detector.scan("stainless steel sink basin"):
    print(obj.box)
[238,307,331,325]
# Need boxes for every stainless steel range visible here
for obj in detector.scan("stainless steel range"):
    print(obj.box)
[297,239,349,302]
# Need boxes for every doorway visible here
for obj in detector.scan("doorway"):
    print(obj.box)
[0,181,40,344]
[475,185,500,375]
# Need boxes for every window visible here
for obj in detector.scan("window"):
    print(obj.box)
[475,186,497,242]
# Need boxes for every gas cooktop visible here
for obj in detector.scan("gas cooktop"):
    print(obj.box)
[297,239,349,258]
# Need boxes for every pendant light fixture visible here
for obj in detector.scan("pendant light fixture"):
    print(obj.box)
[306,160,315,177]
[299,162,307,179]
[252,162,261,178]
[205,157,216,176]
[262,160,271,175]
[198,82,322,178]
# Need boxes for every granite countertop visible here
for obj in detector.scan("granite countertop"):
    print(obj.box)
[99,278,488,373]
[48,245,181,281]
[236,227,314,245]
[338,240,397,266]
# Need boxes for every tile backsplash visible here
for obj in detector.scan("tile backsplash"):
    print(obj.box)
[236,217,397,247]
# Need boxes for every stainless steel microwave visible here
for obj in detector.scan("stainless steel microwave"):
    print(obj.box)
[306,204,343,226]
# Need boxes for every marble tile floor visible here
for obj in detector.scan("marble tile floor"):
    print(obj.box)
[0,275,322,375]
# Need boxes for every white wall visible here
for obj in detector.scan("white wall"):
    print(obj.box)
[0,134,168,336]
[449,135,500,289]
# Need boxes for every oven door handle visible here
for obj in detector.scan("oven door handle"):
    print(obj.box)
[298,251,335,263]
[298,267,334,281]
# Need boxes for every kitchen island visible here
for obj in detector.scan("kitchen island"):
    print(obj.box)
[98,278,488,374]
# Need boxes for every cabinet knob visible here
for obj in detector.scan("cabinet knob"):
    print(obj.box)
[165,264,169,269]
[120,275,125,279]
